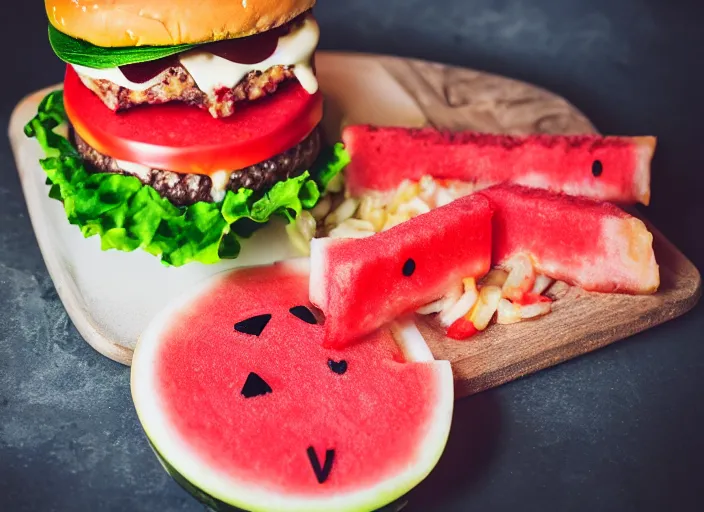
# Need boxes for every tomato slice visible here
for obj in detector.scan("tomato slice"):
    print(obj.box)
[63,65,324,175]
[446,317,479,341]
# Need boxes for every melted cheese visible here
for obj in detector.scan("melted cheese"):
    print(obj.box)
[72,64,168,92]
[74,14,320,96]
[209,170,231,202]
[115,159,153,182]
[114,159,232,203]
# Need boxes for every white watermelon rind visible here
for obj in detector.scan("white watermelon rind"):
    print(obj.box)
[150,438,411,512]
[131,262,454,512]
[308,238,331,311]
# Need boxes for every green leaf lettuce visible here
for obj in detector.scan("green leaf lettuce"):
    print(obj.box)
[24,90,349,267]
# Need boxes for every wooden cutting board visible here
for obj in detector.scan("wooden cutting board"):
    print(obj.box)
[9,52,701,398]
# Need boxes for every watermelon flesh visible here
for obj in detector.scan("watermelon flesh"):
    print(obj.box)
[131,260,453,512]
[310,194,492,348]
[342,125,655,205]
[479,184,659,294]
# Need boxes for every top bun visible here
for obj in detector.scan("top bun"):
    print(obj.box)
[45,0,317,47]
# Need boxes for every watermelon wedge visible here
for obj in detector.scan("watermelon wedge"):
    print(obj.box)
[131,260,453,512]
[479,184,660,294]
[310,194,492,348]
[342,125,655,205]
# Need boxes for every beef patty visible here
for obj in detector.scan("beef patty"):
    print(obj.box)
[78,65,297,119]
[73,128,322,207]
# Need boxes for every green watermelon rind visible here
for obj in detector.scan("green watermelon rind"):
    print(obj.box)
[131,260,454,512]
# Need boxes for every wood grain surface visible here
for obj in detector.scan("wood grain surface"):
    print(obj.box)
[9,52,702,390]
[347,53,700,397]
[376,55,597,135]
[423,223,701,397]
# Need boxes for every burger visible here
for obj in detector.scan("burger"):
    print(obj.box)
[25,0,346,266]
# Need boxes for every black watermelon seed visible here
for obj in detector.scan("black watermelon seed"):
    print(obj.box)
[241,372,272,398]
[289,306,318,325]
[402,258,416,277]
[592,160,603,177]
[328,359,348,375]
[307,447,335,484]
[234,314,271,336]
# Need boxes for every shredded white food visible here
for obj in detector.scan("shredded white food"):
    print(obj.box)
[320,175,478,236]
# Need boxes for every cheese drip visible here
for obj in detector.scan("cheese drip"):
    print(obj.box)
[73,14,320,96]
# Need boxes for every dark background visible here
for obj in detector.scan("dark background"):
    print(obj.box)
[2,1,703,511]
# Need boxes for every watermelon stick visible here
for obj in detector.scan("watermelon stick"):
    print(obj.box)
[342,125,655,205]
[310,194,492,349]
[479,184,660,294]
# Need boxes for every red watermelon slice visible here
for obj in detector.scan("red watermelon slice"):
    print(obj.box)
[131,260,453,512]
[310,194,492,348]
[342,125,655,205]
[479,184,660,294]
